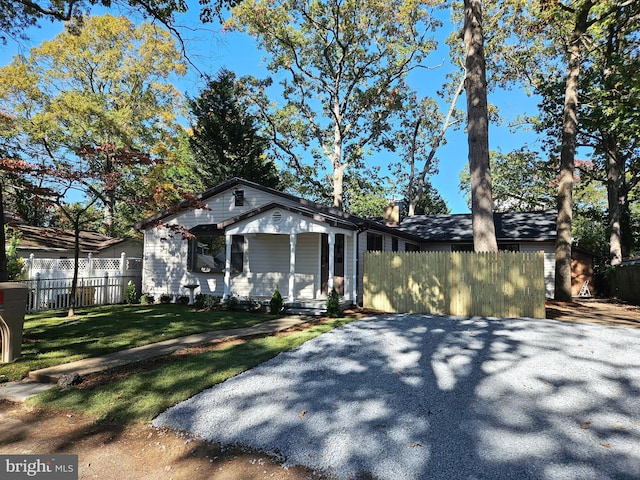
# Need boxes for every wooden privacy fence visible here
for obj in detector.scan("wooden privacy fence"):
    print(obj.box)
[363,251,546,318]
[609,264,640,304]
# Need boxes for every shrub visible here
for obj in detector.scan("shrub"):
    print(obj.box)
[224,294,239,310]
[326,287,341,318]
[269,286,283,314]
[140,293,155,304]
[177,295,190,305]
[159,294,172,304]
[6,226,25,280]
[125,281,137,304]
[194,294,220,310]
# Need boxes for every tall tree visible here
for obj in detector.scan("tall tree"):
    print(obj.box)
[473,0,637,299]
[0,14,187,236]
[574,4,640,265]
[226,0,441,208]
[141,127,205,214]
[459,148,557,212]
[188,68,280,189]
[390,75,465,217]
[0,0,189,46]
[534,4,640,266]
[463,0,497,252]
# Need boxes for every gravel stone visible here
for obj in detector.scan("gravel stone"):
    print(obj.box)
[153,314,640,480]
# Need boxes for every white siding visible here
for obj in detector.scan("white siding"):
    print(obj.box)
[141,225,194,299]
[234,234,289,298]
[142,185,360,301]
[96,239,143,259]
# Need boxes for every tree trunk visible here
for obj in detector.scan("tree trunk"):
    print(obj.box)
[103,195,115,235]
[68,218,81,317]
[605,134,624,265]
[554,3,592,301]
[464,0,497,252]
[332,120,345,209]
[0,182,7,282]
[102,151,115,235]
[332,164,345,209]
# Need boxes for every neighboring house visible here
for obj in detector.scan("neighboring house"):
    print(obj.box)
[136,178,572,305]
[7,222,142,260]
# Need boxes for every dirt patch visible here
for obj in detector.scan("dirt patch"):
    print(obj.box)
[2,303,638,479]
[0,401,330,480]
[545,298,640,328]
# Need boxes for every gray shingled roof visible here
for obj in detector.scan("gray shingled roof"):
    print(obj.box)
[396,211,557,242]
[9,223,139,253]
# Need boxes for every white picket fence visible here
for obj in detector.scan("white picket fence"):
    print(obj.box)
[24,274,142,312]
[23,253,142,280]
[21,253,143,312]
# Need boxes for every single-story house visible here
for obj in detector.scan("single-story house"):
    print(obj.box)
[6,219,143,260]
[136,178,570,305]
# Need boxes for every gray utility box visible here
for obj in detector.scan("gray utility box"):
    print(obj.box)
[0,282,29,363]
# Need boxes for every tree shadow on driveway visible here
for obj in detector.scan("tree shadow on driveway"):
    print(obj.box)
[154,314,640,480]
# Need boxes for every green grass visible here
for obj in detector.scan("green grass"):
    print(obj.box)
[28,317,356,424]
[0,304,275,382]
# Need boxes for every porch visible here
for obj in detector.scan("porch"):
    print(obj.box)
[186,207,360,304]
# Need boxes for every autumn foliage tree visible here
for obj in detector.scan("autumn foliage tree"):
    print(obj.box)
[0,14,187,236]
[226,0,441,209]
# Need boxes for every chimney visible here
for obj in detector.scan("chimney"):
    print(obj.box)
[383,204,400,226]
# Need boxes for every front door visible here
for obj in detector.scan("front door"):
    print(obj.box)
[321,233,344,295]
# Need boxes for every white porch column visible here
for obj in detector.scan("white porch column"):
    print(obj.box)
[328,232,335,293]
[288,234,297,302]
[223,234,232,299]
[352,232,358,301]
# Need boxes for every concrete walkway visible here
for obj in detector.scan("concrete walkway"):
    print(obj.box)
[0,316,307,403]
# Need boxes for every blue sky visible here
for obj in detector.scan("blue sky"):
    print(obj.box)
[1,3,544,214]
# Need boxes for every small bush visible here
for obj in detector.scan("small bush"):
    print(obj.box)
[224,294,239,310]
[177,295,190,305]
[326,288,341,318]
[140,293,155,304]
[194,294,220,310]
[159,294,172,304]
[125,281,137,304]
[269,286,284,314]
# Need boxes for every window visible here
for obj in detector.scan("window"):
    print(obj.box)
[233,189,245,206]
[451,244,474,252]
[367,233,383,251]
[188,235,244,273]
[392,238,398,252]
[405,243,420,252]
[499,244,520,252]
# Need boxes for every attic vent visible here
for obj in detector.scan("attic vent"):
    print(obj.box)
[234,189,245,206]
[271,210,282,224]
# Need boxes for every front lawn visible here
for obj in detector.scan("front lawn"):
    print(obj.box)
[0,304,276,382]
[29,317,355,424]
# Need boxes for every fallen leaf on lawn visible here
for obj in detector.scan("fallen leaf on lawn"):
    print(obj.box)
[600,443,611,448]
[580,421,591,429]
[298,410,307,419]
[409,443,422,448]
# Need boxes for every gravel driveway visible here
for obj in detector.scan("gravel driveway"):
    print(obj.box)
[153,314,640,480]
